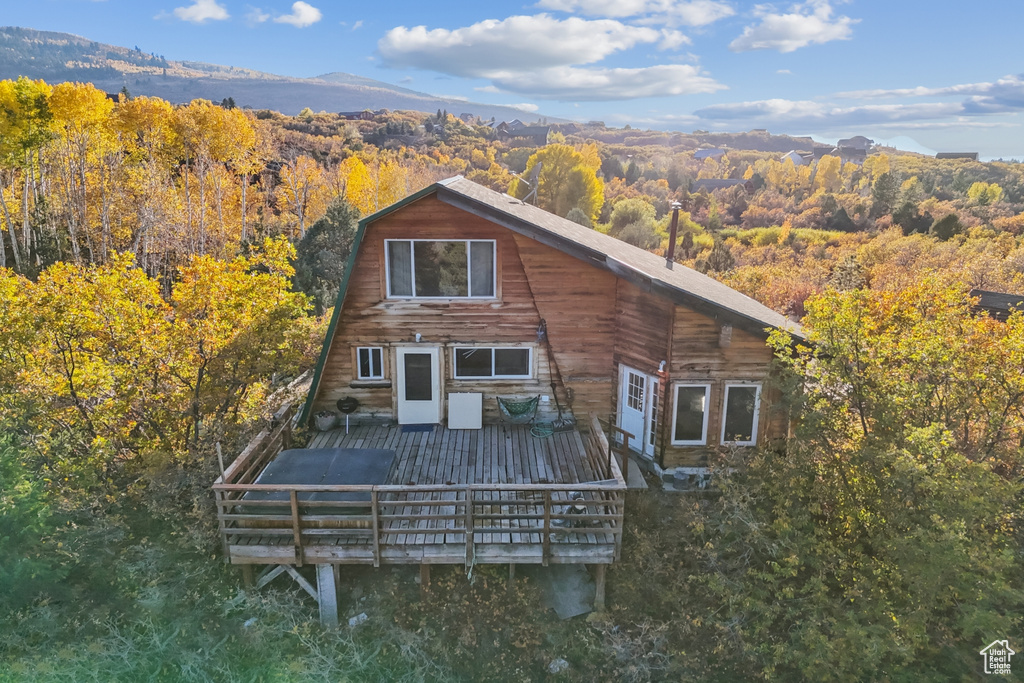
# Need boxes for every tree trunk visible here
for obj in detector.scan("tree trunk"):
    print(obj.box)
[240,173,248,243]
[0,180,18,271]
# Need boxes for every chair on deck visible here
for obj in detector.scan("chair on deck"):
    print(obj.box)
[496,396,540,433]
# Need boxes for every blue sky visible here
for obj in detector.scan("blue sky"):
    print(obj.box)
[7,0,1024,158]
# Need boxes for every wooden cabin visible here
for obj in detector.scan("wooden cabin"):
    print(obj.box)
[301,176,800,477]
[214,177,799,624]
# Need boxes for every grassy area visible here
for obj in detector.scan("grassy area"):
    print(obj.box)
[1,481,690,682]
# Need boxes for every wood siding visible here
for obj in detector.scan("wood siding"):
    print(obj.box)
[313,195,608,423]
[512,233,618,419]
[661,306,785,468]
[311,192,784,463]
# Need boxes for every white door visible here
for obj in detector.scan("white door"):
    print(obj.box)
[396,347,441,424]
[618,365,657,458]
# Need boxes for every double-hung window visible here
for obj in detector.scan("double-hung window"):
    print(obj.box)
[453,347,532,379]
[386,239,495,298]
[356,347,385,380]
[721,383,761,445]
[671,384,711,445]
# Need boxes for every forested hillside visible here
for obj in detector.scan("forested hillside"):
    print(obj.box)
[1,77,1022,680]
[0,26,550,121]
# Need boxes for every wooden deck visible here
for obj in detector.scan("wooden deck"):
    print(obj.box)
[308,423,606,487]
[213,411,626,571]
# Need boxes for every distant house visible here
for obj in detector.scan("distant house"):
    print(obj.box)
[495,119,526,134]
[837,135,873,152]
[339,110,375,121]
[814,144,866,166]
[497,124,550,146]
[551,122,581,135]
[780,150,811,166]
[970,288,1024,321]
[936,152,979,161]
[694,148,726,161]
[693,178,753,193]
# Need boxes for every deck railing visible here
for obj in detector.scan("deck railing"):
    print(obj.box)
[213,412,626,567]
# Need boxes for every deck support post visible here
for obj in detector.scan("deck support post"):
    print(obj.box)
[420,564,431,590]
[593,564,607,612]
[241,564,254,588]
[316,564,339,627]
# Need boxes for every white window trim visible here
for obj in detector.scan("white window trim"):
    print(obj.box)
[670,383,711,446]
[356,346,385,380]
[384,239,497,299]
[721,383,762,446]
[452,346,533,379]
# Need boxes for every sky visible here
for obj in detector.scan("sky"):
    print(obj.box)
[6,0,1024,159]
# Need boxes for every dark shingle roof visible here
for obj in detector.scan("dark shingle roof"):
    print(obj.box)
[435,176,801,338]
[971,288,1024,320]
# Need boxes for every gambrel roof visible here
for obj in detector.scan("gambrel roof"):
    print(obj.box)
[300,176,801,423]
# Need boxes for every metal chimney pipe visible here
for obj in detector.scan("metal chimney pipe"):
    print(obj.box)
[665,200,682,268]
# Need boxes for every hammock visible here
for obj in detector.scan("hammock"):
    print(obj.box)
[497,396,539,427]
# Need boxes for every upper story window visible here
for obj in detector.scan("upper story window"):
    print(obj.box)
[385,239,495,299]
[721,383,761,445]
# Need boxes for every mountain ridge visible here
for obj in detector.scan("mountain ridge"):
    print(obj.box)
[0,26,559,122]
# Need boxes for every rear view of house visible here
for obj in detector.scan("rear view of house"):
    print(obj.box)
[301,176,798,478]
[215,176,798,624]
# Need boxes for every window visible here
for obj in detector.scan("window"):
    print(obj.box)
[721,384,761,445]
[648,379,659,450]
[357,347,384,380]
[671,384,710,445]
[453,347,531,379]
[386,240,495,298]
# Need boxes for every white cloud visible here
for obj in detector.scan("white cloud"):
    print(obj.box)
[777,69,792,75]
[352,20,363,30]
[729,0,857,53]
[658,29,690,50]
[488,64,725,100]
[378,14,721,101]
[693,98,965,129]
[512,103,540,112]
[835,75,1024,113]
[837,83,993,99]
[274,1,322,28]
[536,0,735,27]
[246,7,271,24]
[379,15,662,75]
[170,0,229,23]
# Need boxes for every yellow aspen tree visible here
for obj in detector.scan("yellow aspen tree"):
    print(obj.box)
[0,77,53,270]
[49,82,116,262]
[339,156,376,215]
[813,155,842,193]
[114,96,180,272]
[277,154,327,237]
